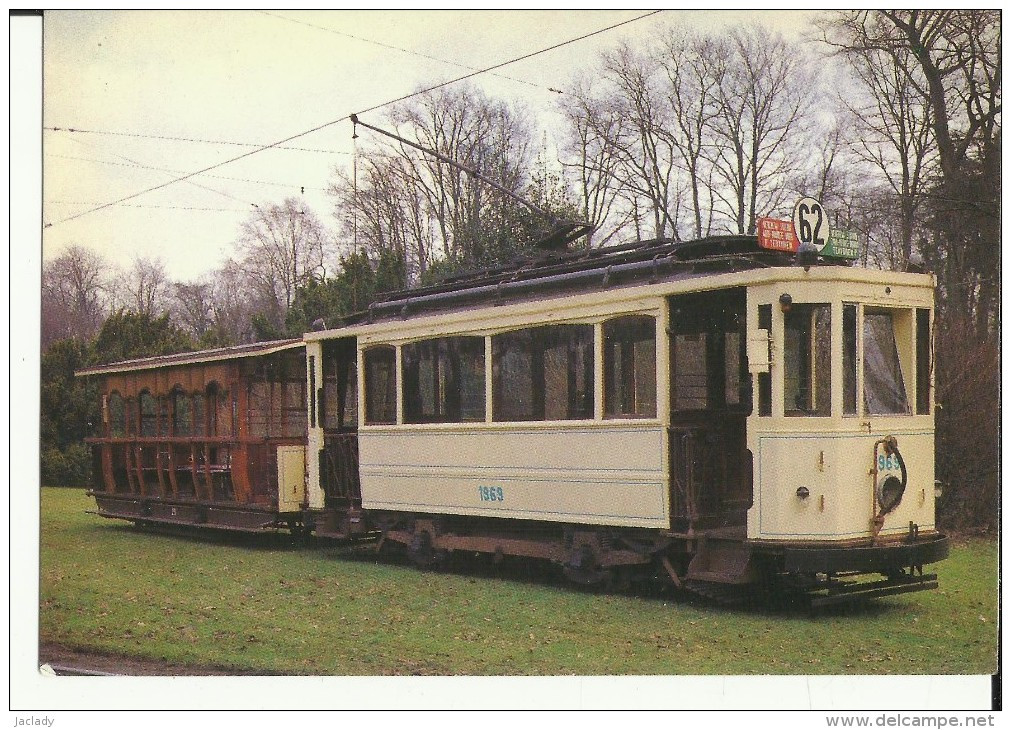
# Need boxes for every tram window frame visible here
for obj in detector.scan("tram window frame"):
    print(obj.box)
[492,324,594,422]
[603,315,657,419]
[757,304,772,416]
[916,308,931,415]
[783,303,832,417]
[403,336,486,424]
[171,387,192,436]
[108,391,125,438]
[863,308,911,415]
[363,345,398,426]
[139,391,157,437]
[843,304,858,416]
[322,347,358,432]
[671,292,748,415]
[247,382,270,438]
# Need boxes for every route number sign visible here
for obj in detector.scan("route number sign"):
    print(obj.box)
[792,197,830,251]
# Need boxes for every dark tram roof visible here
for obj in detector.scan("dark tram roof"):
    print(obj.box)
[76,338,304,376]
[345,234,850,326]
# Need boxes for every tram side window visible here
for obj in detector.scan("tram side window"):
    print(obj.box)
[125,397,137,436]
[784,304,831,417]
[172,388,192,436]
[493,325,594,422]
[139,391,157,436]
[248,383,270,438]
[193,393,206,436]
[323,352,358,431]
[403,336,485,424]
[864,310,910,415]
[283,380,307,437]
[843,305,858,415]
[671,292,747,414]
[603,316,657,418]
[364,346,398,425]
[673,333,708,410]
[916,308,931,415]
[108,392,125,437]
[757,304,772,416]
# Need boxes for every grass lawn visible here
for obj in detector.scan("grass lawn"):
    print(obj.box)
[40,487,998,675]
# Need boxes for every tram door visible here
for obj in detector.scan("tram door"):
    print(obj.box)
[668,289,753,532]
[319,338,361,509]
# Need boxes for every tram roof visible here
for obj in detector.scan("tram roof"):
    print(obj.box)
[337,234,850,326]
[76,338,304,376]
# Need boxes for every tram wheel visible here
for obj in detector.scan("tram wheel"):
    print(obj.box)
[407,528,446,569]
[562,545,613,588]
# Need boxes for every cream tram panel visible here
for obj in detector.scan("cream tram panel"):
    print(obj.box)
[746,276,936,542]
[751,429,934,540]
[358,425,668,528]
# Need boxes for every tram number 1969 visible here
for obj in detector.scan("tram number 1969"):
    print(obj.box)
[478,486,505,502]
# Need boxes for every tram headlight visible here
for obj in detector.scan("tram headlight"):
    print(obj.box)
[796,242,819,270]
[934,480,945,500]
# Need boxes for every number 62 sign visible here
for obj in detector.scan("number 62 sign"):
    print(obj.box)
[792,197,830,252]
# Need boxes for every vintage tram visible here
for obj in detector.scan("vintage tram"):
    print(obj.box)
[82,233,949,606]
[80,339,310,531]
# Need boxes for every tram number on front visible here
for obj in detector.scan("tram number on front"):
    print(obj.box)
[478,486,505,502]
[792,197,829,250]
[878,454,901,472]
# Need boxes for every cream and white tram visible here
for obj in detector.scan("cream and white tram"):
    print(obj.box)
[303,233,948,605]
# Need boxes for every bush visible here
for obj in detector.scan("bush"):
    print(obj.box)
[41,443,93,487]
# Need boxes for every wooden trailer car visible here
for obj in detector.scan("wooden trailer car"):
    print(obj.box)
[80,339,309,532]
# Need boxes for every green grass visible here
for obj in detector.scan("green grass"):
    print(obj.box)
[40,488,998,675]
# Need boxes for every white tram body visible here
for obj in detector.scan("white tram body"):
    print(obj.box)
[305,257,939,550]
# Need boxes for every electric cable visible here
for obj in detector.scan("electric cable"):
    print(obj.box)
[258,10,561,94]
[44,126,348,154]
[44,10,663,229]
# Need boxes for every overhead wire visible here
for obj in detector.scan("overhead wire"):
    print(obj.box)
[44,126,349,154]
[44,10,663,229]
[45,201,251,212]
[258,10,561,94]
[46,153,326,191]
[57,130,254,206]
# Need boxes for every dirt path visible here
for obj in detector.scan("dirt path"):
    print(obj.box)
[38,643,270,676]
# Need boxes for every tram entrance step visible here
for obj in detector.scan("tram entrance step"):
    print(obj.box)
[685,540,757,585]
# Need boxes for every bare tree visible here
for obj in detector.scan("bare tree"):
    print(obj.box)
[557,77,633,247]
[332,85,560,277]
[821,20,936,268]
[389,85,535,265]
[709,27,813,234]
[172,278,216,340]
[657,29,728,238]
[329,154,428,286]
[41,244,110,349]
[597,43,682,239]
[237,198,330,328]
[113,255,171,319]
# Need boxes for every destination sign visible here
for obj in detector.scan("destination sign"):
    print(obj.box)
[758,213,861,260]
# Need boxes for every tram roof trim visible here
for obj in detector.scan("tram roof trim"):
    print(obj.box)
[76,338,305,377]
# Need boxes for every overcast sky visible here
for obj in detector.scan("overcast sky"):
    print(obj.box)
[41,10,819,282]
